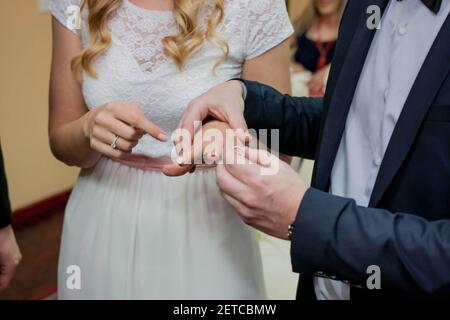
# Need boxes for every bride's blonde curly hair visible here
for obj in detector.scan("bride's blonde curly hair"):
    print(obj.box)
[71,0,229,77]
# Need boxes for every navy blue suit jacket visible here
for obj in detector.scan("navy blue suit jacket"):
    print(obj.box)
[243,0,450,299]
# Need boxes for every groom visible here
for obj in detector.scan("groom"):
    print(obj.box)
[170,0,450,299]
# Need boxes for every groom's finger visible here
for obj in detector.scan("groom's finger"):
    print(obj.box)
[227,113,249,143]
[245,147,279,169]
[222,193,252,221]
[216,164,249,201]
[177,104,205,143]
[224,150,262,186]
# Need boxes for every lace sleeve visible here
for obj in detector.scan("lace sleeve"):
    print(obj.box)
[49,0,83,36]
[245,0,294,60]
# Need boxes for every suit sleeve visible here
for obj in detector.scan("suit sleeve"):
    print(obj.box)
[241,80,324,159]
[291,188,450,296]
[0,145,12,228]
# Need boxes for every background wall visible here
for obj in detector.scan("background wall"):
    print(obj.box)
[0,0,79,210]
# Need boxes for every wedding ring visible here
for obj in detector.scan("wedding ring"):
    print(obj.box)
[111,135,120,150]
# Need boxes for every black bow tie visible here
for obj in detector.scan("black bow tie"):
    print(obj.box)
[420,0,442,13]
[398,0,442,13]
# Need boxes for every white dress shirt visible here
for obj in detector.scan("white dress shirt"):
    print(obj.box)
[314,0,450,300]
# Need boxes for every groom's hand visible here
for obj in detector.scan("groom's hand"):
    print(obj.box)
[176,81,250,143]
[216,147,309,240]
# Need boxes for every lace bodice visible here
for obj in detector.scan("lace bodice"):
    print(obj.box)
[50,0,293,158]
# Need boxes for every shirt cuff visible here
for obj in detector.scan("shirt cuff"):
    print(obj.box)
[240,81,248,100]
[228,78,247,100]
[290,188,334,274]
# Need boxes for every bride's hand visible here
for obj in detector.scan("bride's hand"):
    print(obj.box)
[163,121,239,177]
[84,102,168,159]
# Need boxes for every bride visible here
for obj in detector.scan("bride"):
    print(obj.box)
[49,0,292,299]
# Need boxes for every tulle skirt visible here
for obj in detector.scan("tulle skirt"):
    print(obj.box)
[57,157,266,300]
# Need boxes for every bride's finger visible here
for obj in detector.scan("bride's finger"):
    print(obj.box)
[97,113,142,141]
[162,164,194,177]
[202,139,222,165]
[90,137,123,159]
[92,126,138,152]
[110,103,168,141]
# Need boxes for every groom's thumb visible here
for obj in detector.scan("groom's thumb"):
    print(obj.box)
[228,114,250,143]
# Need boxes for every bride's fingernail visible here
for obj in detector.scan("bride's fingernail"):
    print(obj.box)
[158,133,168,142]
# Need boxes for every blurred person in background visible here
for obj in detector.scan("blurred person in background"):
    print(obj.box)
[0,143,22,291]
[49,0,292,299]
[291,0,346,97]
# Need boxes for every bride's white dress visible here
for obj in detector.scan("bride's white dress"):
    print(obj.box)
[50,0,293,299]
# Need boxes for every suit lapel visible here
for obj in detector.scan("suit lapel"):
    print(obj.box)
[369,12,450,207]
[313,0,390,190]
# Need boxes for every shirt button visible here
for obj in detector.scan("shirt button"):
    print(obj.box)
[398,25,408,35]
[374,157,382,167]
